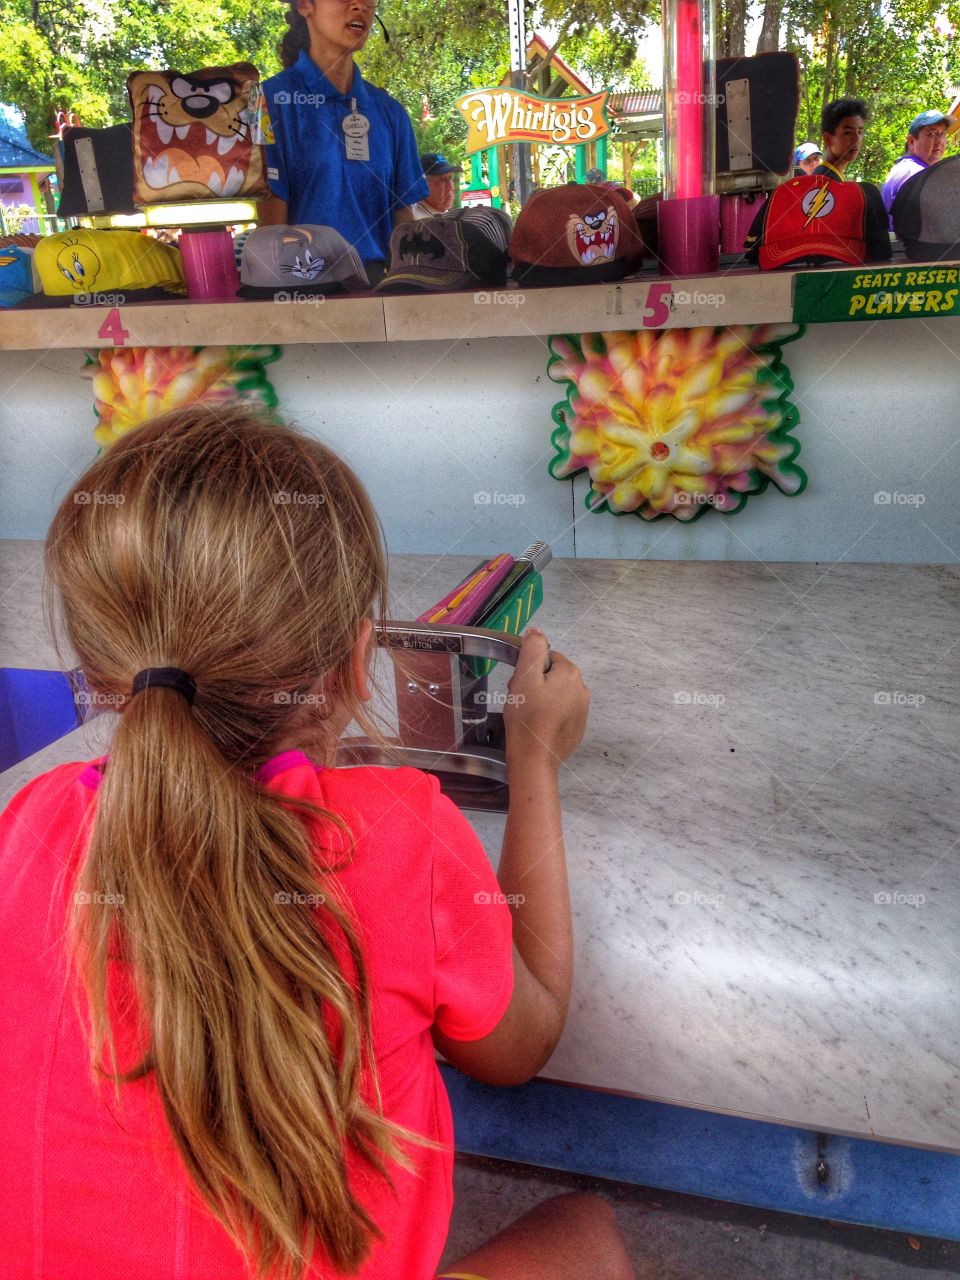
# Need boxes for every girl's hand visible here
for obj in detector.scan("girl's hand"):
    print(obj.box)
[503,628,590,767]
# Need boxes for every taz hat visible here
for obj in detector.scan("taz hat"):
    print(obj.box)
[34,229,185,301]
[377,206,513,292]
[239,225,370,297]
[510,184,644,285]
[892,152,960,260]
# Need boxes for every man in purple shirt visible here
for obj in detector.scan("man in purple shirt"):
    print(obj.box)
[881,110,951,227]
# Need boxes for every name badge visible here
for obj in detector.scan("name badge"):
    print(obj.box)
[343,98,370,162]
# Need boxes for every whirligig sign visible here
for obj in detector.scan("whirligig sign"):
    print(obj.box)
[455,87,611,154]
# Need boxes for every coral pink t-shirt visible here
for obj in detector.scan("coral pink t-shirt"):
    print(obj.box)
[0,751,514,1279]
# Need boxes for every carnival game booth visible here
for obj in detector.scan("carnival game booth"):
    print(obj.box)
[3,0,960,1251]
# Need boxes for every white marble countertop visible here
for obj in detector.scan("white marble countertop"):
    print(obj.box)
[3,541,959,1151]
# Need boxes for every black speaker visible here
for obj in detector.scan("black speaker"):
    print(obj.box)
[715,52,800,192]
[57,124,136,217]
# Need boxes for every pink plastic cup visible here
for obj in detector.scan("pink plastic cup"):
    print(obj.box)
[657,194,721,276]
[179,228,240,300]
[720,192,767,255]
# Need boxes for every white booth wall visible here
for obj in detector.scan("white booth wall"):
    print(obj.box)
[1,319,958,564]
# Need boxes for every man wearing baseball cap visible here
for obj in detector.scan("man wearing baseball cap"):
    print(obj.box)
[793,142,822,176]
[411,152,460,219]
[881,110,951,225]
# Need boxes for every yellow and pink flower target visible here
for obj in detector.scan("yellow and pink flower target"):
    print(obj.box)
[83,344,280,448]
[78,322,807,529]
[547,324,807,520]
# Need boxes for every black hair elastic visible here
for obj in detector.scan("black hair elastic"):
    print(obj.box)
[130,667,197,705]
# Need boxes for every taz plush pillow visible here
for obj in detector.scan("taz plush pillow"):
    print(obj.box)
[127,63,269,204]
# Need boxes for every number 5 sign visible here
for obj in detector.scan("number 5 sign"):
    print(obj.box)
[639,281,673,328]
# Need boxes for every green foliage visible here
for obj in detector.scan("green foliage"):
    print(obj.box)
[539,0,657,43]
[0,0,285,151]
[359,4,657,168]
[0,0,659,169]
[783,0,960,182]
[4,0,955,189]
[626,142,662,194]
[561,26,655,91]
[358,0,506,165]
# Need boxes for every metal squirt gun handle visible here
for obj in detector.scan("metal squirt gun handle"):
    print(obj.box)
[377,620,552,673]
[344,621,556,812]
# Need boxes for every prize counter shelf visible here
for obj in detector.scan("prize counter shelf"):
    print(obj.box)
[5,258,959,350]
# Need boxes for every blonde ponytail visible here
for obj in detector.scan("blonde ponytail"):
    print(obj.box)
[46,406,419,1277]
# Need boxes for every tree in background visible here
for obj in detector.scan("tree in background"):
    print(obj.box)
[0,0,656,169]
[358,0,504,163]
[787,0,960,181]
[5,0,957,184]
[359,0,655,170]
[716,0,960,181]
[534,0,656,88]
[0,0,285,152]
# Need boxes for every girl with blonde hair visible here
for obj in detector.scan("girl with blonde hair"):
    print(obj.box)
[0,406,634,1280]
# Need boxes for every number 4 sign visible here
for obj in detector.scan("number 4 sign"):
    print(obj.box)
[97,308,129,347]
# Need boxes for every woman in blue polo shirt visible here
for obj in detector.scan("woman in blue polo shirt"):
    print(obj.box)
[261,0,429,281]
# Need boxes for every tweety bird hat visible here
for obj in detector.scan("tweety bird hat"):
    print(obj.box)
[34,229,185,298]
